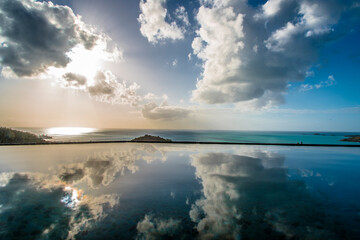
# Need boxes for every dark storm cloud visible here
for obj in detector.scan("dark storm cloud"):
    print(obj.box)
[0,0,98,76]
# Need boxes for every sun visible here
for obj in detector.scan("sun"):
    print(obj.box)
[65,45,103,82]
[45,45,101,83]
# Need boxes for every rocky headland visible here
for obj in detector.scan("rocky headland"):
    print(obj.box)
[0,127,46,144]
[131,134,172,142]
[340,135,360,142]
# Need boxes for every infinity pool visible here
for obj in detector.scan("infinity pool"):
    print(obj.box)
[0,143,359,239]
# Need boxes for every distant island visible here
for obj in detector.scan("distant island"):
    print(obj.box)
[131,134,172,142]
[0,127,46,144]
[313,133,336,136]
[340,135,360,142]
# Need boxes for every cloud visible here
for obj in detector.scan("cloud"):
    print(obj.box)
[235,90,285,112]
[143,92,159,100]
[136,214,181,240]
[62,72,87,88]
[175,6,190,26]
[188,53,192,61]
[0,0,120,77]
[191,2,245,104]
[87,70,141,106]
[262,105,360,115]
[191,0,359,109]
[138,0,186,44]
[255,0,287,18]
[60,70,142,106]
[59,70,191,119]
[0,0,190,123]
[300,75,336,91]
[141,100,192,120]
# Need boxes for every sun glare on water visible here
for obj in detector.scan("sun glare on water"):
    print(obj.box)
[47,127,96,136]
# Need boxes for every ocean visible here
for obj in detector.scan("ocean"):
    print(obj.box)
[20,127,360,145]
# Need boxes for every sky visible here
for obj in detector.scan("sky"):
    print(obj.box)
[0,0,359,131]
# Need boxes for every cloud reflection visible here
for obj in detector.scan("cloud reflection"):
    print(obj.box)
[136,214,182,240]
[57,144,168,188]
[190,152,336,239]
[0,173,118,240]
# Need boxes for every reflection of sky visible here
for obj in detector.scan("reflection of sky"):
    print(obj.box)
[0,144,359,239]
[0,173,119,239]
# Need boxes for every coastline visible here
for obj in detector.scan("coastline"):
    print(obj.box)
[1,140,359,147]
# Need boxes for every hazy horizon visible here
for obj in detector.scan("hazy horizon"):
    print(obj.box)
[12,126,360,133]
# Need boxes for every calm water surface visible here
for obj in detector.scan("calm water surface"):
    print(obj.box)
[0,143,359,239]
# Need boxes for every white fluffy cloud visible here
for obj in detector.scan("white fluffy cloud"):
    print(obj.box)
[0,0,135,107]
[142,100,192,120]
[0,0,121,77]
[138,0,186,44]
[87,70,141,106]
[191,0,358,109]
[175,6,190,26]
[300,75,336,91]
[59,71,192,120]
[0,0,192,122]
[59,70,192,119]
[256,0,286,18]
[58,70,142,106]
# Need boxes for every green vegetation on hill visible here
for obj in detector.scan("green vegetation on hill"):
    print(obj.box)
[131,134,172,142]
[340,135,360,142]
[0,127,46,144]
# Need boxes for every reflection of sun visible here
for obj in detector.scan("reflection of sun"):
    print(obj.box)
[47,127,96,136]
[62,186,84,209]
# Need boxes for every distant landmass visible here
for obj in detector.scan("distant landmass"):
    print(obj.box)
[0,127,46,144]
[131,134,172,142]
[340,135,360,142]
[313,133,336,136]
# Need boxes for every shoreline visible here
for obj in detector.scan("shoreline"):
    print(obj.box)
[1,140,360,147]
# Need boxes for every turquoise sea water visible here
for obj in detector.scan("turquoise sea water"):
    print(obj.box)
[20,128,360,145]
[0,143,359,239]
